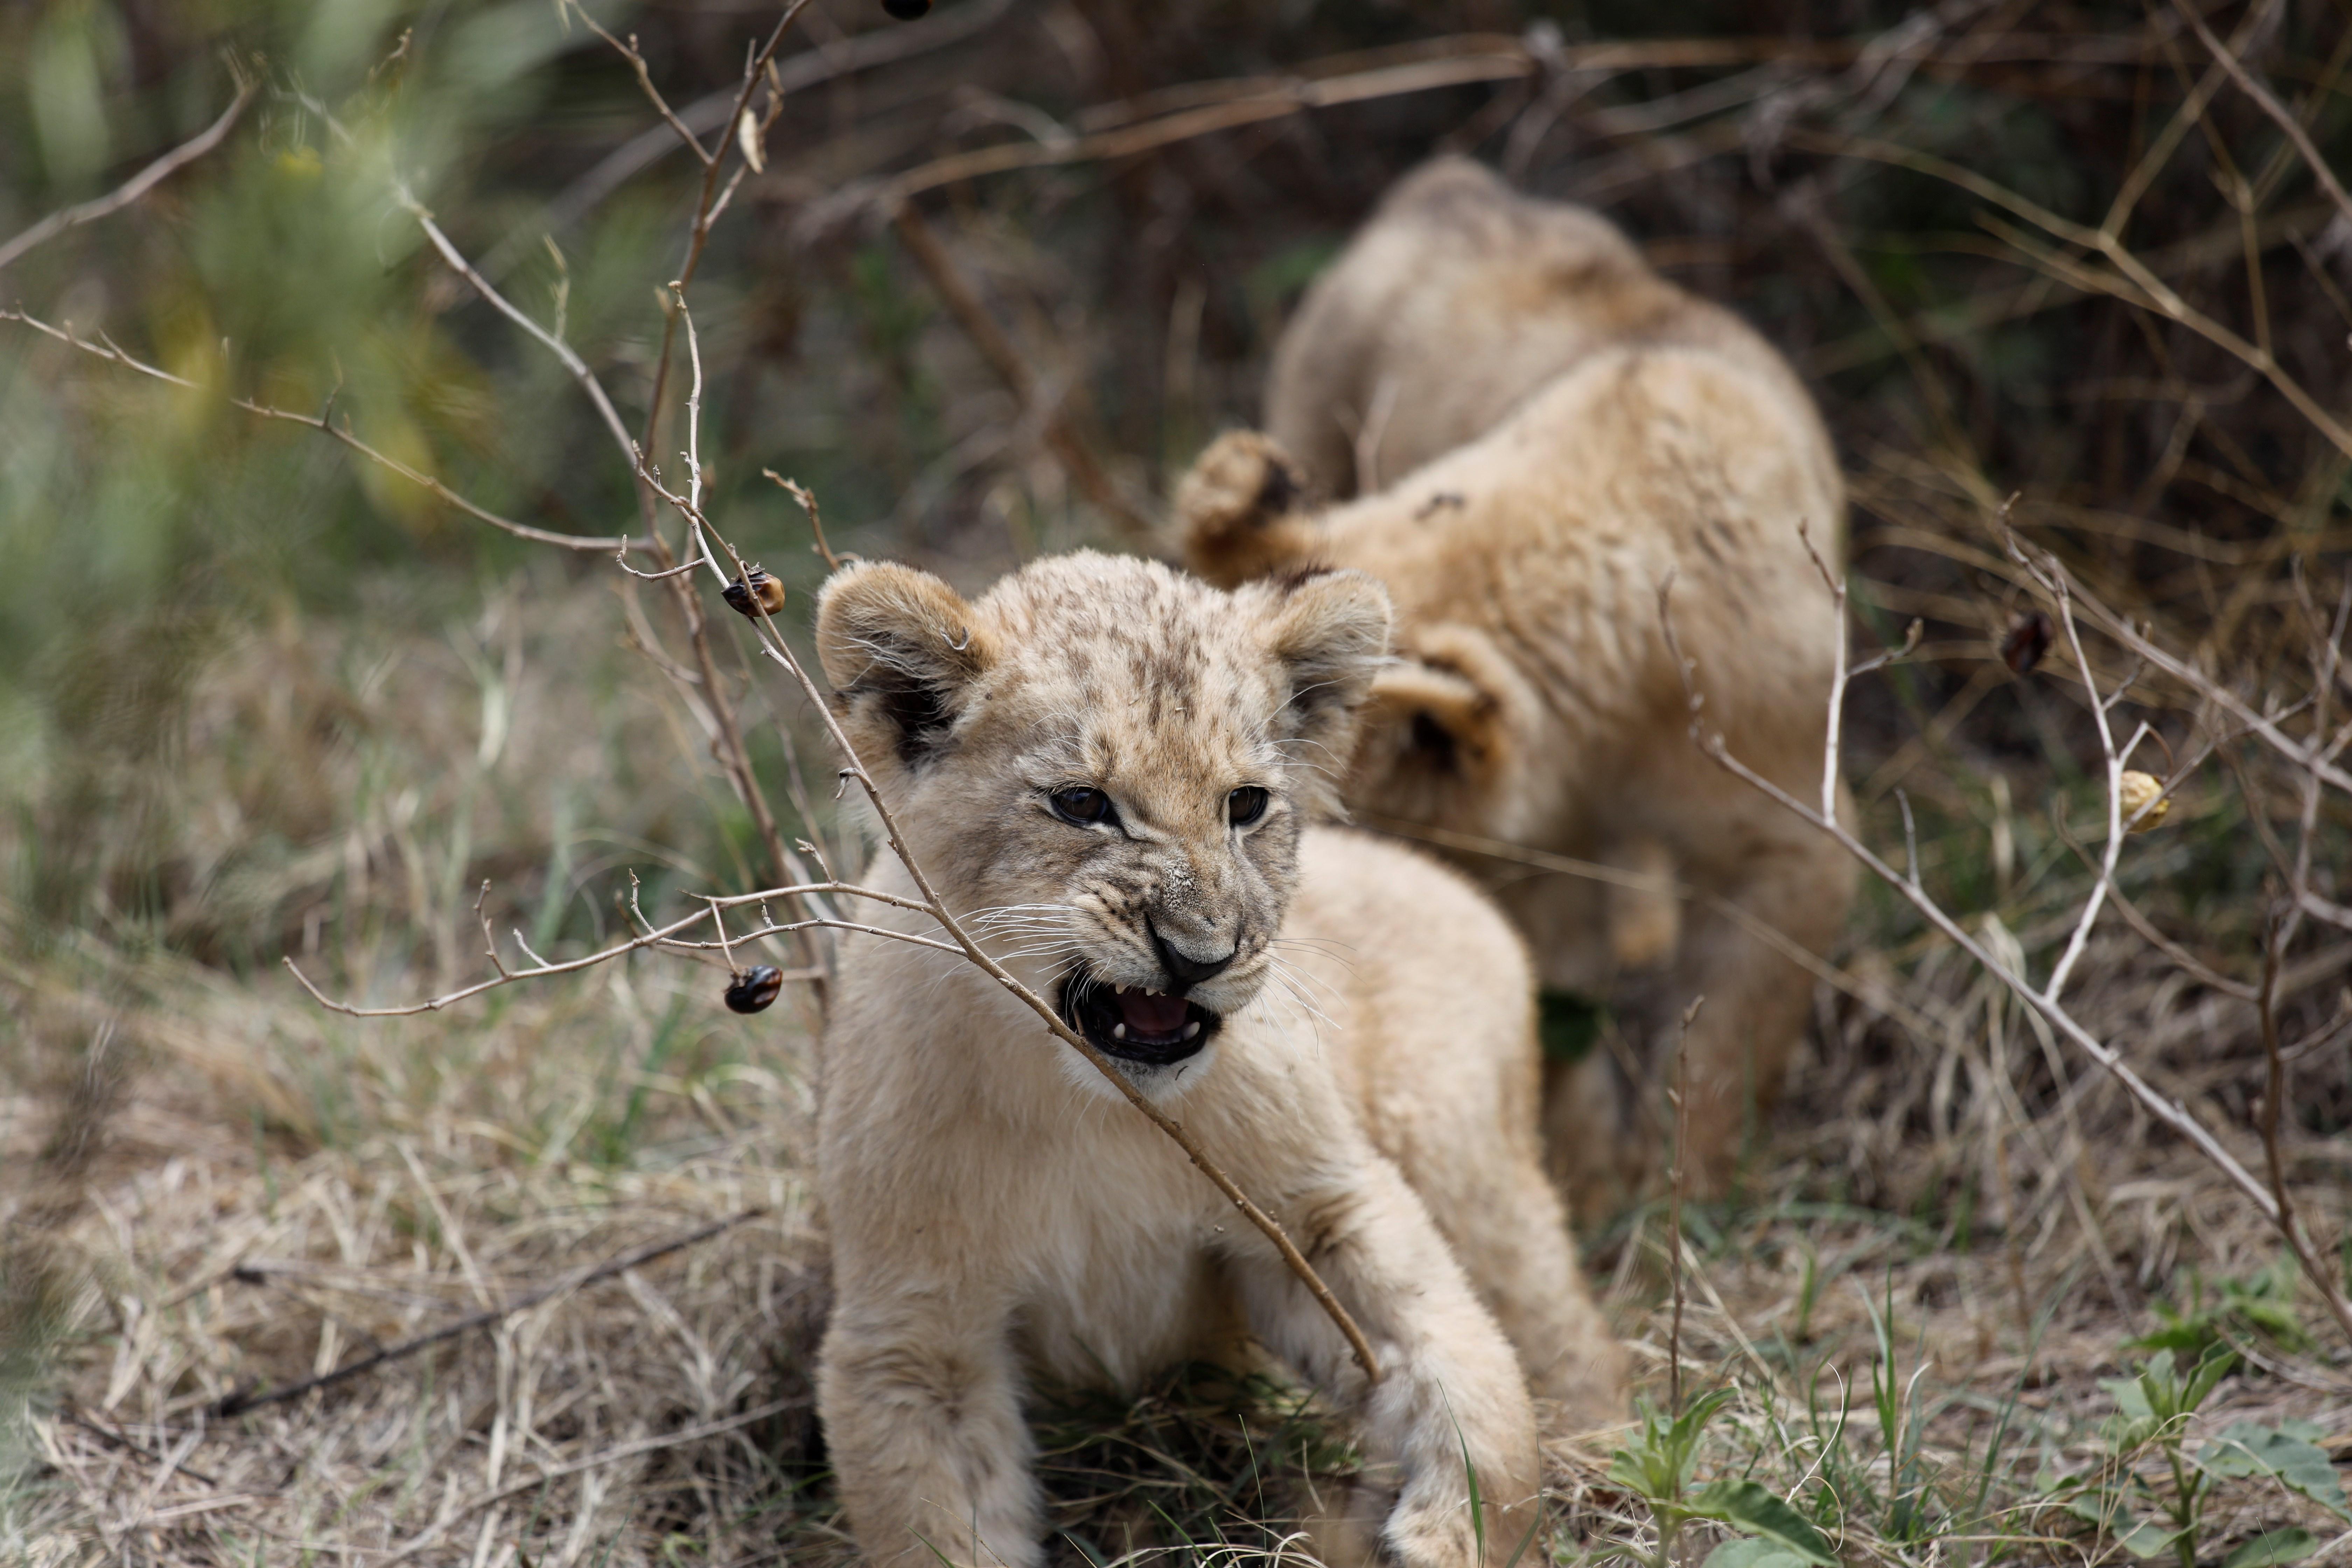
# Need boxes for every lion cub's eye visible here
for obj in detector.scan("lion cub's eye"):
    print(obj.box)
[1050,786,1117,827]
[1227,786,1269,827]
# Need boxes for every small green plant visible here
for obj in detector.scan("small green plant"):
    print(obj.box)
[1608,1390,1837,1568]
[1863,1278,1940,1545]
[2132,1259,2310,1359]
[2049,1348,2350,1568]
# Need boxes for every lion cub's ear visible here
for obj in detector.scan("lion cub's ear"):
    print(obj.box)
[1366,644,1519,794]
[1174,430,1321,589]
[814,562,994,771]
[1250,567,1393,816]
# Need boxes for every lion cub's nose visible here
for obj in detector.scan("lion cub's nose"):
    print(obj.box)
[1148,918,1237,988]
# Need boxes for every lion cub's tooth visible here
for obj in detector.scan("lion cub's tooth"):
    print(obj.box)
[1114,983,1127,995]
[1112,1023,1127,1041]
[1182,1021,1200,1040]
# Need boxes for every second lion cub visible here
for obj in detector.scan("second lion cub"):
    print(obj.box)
[813,552,1622,1568]
[1178,158,1857,1214]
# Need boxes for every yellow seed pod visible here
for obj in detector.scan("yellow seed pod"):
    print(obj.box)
[2119,770,2170,832]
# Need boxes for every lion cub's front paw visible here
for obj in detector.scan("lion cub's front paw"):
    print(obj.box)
[1382,1491,1506,1568]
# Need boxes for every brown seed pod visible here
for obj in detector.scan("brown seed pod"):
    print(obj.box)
[882,0,931,16]
[2000,609,2053,675]
[724,965,785,1014]
[723,568,785,620]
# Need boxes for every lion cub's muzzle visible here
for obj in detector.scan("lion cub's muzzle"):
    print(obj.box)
[1058,972,1222,1067]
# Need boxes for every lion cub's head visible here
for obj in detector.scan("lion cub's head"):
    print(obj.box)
[1176,431,1545,842]
[815,551,1391,1079]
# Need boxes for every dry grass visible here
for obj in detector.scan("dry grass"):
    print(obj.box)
[2,587,2347,1567]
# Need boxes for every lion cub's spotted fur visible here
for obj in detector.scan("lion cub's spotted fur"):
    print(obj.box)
[813,552,1621,1568]
[1178,158,1857,1213]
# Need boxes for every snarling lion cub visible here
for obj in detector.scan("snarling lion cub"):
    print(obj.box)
[812,552,1622,1568]
[1177,158,1856,1213]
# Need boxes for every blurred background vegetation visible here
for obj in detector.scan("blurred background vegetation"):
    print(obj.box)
[4,0,2352,1562]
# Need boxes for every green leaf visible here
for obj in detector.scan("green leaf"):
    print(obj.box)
[2224,1529,2319,1568]
[1686,1480,1837,1566]
[1704,1540,1812,1568]
[1608,1390,1738,1504]
[2102,1369,2159,1426]
[2183,1347,2240,1413]
[2200,1424,2352,1518]
[2066,1492,2131,1531]
[2118,1521,2182,1559]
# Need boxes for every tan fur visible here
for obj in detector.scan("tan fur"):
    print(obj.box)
[812,552,1622,1568]
[1177,158,1857,1213]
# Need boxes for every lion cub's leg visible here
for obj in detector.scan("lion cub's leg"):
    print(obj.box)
[817,1301,1044,1568]
[1301,834,1628,1433]
[1434,1151,1626,1432]
[1236,1155,1542,1568]
[1664,783,1856,1199]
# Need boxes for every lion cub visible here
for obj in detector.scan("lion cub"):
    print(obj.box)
[1177,157,1858,1214]
[812,552,1622,1568]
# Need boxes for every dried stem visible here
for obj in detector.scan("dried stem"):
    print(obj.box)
[2172,0,2352,230]
[0,307,638,552]
[210,1209,767,1417]
[888,203,1153,544]
[1657,541,2352,1346]
[765,470,845,572]
[1666,994,1703,1416]
[0,78,256,274]
[283,880,918,1018]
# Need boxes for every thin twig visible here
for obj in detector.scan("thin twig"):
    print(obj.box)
[0,79,256,274]
[477,0,1020,280]
[764,470,844,572]
[1666,994,1703,1416]
[283,880,916,1017]
[210,1209,767,1418]
[0,308,638,552]
[2172,0,2352,230]
[1656,566,2352,1345]
[888,203,1153,543]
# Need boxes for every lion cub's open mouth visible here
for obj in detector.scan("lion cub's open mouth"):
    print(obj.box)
[1059,973,1221,1066]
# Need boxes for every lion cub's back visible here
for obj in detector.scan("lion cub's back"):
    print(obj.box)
[1268,156,1799,496]
[1281,827,1544,1167]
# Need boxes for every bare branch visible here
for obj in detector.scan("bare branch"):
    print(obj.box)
[284,880,921,1018]
[401,192,645,479]
[2173,0,2352,231]
[0,307,639,552]
[0,79,256,275]
[479,0,1021,280]
[1656,574,2352,1343]
[888,203,1153,544]
[210,1208,768,1418]
[765,469,845,572]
